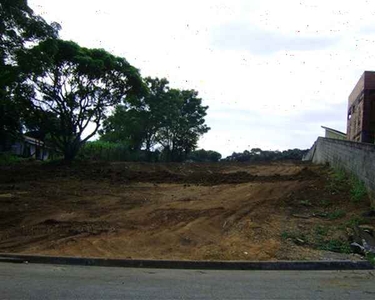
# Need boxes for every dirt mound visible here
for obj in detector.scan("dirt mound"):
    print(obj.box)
[98,164,317,185]
[0,161,316,186]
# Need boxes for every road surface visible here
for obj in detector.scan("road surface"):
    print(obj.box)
[0,262,374,299]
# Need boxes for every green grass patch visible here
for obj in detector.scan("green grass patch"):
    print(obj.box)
[332,168,347,182]
[320,199,331,208]
[366,253,375,266]
[314,225,329,236]
[327,168,348,194]
[299,200,312,206]
[345,216,366,227]
[327,168,368,203]
[317,239,351,254]
[327,210,346,220]
[0,153,25,165]
[349,176,367,203]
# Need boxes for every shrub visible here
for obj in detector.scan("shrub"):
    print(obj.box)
[187,149,222,162]
[366,253,375,266]
[0,152,25,165]
[349,176,367,203]
[317,239,351,254]
[332,169,347,182]
[345,216,365,227]
[327,210,346,220]
[78,141,148,162]
[327,168,348,193]
[314,225,328,236]
[328,168,368,203]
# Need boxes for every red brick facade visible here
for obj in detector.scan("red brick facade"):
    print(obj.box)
[347,71,375,143]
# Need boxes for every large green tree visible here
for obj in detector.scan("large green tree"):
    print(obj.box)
[0,0,59,147]
[156,88,210,161]
[100,105,147,151]
[18,38,146,160]
[101,77,210,162]
[100,77,171,157]
[187,149,222,162]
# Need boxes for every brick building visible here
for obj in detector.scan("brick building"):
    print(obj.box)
[347,71,375,143]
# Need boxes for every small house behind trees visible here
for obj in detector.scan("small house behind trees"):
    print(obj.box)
[10,135,50,160]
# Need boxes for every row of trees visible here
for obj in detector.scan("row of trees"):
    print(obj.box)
[224,148,308,162]
[0,0,210,161]
[78,141,222,162]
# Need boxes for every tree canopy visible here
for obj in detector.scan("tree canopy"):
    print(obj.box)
[18,38,146,160]
[0,0,60,147]
[224,148,308,162]
[100,77,210,162]
[187,149,222,162]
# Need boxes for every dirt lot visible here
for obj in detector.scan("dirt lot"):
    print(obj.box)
[0,161,374,261]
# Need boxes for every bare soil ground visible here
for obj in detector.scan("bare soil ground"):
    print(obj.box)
[0,161,374,261]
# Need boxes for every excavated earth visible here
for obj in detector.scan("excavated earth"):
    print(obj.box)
[0,160,374,261]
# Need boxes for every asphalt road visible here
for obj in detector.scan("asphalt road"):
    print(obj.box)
[0,262,375,299]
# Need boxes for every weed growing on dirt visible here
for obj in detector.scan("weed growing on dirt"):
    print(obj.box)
[327,168,348,194]
[349,176,367,203]
[0,153,25,165]
[281,231,307,244]
[345,216,366,227]
[366,253,375,266]
[320,199,331,208]
[299,200,312,206]
[309,222,351,254]
[314,225,328,236]
[332,169,347,182]
[327,168,368,204]
[317,239,351,254]
[327,210,346,220]
[281,231,293,240]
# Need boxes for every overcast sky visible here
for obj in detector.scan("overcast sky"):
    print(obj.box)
[29,0,375,156]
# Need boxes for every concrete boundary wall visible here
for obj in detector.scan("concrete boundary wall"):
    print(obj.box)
[304,137,375,200]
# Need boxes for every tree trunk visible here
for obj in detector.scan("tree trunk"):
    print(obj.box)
[63,142,81,161]
[145,139,151,162]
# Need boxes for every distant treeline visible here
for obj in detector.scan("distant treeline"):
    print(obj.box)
[224,148,308,162]
[79,142,307,163]
[78,141,222,162]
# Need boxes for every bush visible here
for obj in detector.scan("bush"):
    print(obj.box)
[345,216,365,227]
[332,168,347,182]
[317,239,351,254]
[350,176,367,203]
[187,149,222,162]
[78,141,148,162]
[328,168,367,203]
[327,168,348,193]
[327,210,346,220]
[314,225,328,236]
[0,152,25,165]
[366,253,375,266]
[225,148,308,162]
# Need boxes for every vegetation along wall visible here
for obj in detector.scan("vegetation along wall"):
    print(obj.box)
[304,137,375,201]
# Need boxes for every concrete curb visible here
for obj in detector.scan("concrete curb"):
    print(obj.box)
[0,253,373,270]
